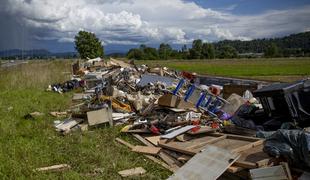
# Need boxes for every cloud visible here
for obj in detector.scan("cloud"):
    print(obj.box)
[1,0,310,49]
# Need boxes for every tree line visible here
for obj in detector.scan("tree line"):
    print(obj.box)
[126,31,310,60]
[72,30,310,60]
[126,40,238,60]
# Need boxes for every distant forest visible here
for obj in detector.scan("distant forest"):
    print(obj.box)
[126,31,310,60]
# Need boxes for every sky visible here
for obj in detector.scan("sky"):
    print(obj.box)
[0,0,310,53]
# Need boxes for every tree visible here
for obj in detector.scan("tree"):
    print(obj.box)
[202,43,215,59]
[264,43,279,57]
[127,48,143,60]
[189,39,203,59]
[74,31,104,59]
[143,47,159,60]
[217,45,238,59]
[158,43,172,59]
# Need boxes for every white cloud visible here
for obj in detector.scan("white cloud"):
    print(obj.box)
[2,0,310,46]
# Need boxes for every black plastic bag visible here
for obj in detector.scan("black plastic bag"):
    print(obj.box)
[263,129,310,170]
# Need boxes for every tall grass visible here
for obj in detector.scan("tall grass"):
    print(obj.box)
[0,60,72,90]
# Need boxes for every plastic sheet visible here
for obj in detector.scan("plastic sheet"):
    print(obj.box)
[263,129,310,170]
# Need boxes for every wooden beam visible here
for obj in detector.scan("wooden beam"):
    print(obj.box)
[232,140,264,153]
[226,134,263,142]
[158,140,196,156]
[233,160,257,169]
[115,138,173,172]
[132,146,161,155]
[132,134,154,147]
[226,166,244,173]
[187,135,227,150]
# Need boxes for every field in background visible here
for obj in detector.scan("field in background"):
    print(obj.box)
[137,58,310,82]
[0,61,170,179]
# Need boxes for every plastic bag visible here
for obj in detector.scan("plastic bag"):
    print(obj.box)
[263,129,310,170]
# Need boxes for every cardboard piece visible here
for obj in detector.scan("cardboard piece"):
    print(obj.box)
[221,93,246,115]
[158,94,178,107]
[87,107,112,126]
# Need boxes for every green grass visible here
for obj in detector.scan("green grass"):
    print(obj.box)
[137,58,310,82]
[0,61,170,179]
[1,58,309,179]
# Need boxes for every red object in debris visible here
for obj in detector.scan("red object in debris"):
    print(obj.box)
[181,71,196,81]
[211,122,219,129]
[150,125,160,135]
[191,120,201,132]
[209,86,221,96]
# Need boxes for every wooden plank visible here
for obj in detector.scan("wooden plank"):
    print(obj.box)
[132,146,161,155]
[161,125,196,139]
[168,145,240,180]
[132,134,153,147]
[118,167,146,177]
[233,160,257,169]
[115,138,173,172]
[115,138,134,148]
[227,134,262,142]
[187,135,227,150]
[145,136,160,146]
[132,134,181,171]
[227,166,244,173]
[280,162,292,180]
[158,140,196,156]
[232,139,264,153]
[35,164,71,172]
[250,165,288,180]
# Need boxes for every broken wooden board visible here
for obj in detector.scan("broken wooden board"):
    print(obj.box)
[159,133,263,156]
[159,133,269,173]
[118,167,146,177]
[132,134,181,172]
[115,138,173,172]
[168,145,240,180]
[145,136,161,146]
[87,107,112,126]
[161,125,196,139]
[132,146,161,155]
[35,164,71,172]
[250,165,289,180]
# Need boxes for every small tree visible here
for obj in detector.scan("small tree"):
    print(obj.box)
[189,39,203,59]
[217,45,238,59]
[158,43,172,59]
[265,43,279,58]
[74,31,104,59]
[202,43,215,59]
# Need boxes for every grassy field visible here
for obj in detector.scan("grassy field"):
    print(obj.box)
[1,58,309,179]
[0,61,170,179]
[137,58,310,82]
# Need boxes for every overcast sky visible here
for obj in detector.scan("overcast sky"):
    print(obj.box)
[0,0,310,52]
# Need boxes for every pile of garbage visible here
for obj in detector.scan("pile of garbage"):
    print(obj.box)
[46,57,310,179]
